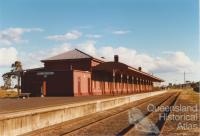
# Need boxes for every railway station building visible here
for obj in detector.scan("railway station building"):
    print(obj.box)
[21,49,163,96]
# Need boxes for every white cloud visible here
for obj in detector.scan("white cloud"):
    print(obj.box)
[96,46,156,72]
[8,41,199,85]
[69,42,199,84]
[86,34,102,38]
[100,47,199,84]
[0,47,18,67]
[0,28,43,46]
[46,30,82,41]
[112,30,130,35]
[19,41,97,69]
[77,41,97,56]
[20,43,72,69]
[97,47,199,74]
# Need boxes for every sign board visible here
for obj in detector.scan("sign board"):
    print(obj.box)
[37,72,54,76]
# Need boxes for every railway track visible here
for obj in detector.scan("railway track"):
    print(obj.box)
[123,92,180,136]
[24,92,179,136]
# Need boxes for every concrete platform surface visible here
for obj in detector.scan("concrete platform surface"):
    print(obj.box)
[0,95,118,114]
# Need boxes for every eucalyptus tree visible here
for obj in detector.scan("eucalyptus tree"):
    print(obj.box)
[2,61,23,95]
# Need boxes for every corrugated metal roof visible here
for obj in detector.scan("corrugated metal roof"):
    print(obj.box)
[42,49,96,61]
[93,62,164,82]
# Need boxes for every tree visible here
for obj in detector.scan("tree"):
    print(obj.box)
[2,74,12,89]
[2,61,23,95]
[11,61,23,95]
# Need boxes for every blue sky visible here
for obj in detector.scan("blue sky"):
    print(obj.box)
[0,0,199,85]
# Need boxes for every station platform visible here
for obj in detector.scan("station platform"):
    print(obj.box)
[0,95,116,114]
[0,90,167,136]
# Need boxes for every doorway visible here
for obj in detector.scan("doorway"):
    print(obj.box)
[88,78,91,95]
[78,77,81,95]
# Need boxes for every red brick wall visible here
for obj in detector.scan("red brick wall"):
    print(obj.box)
[44,59,92,71]
[73,70,91,96]
[21,71,44,96]
[21,70,73,96]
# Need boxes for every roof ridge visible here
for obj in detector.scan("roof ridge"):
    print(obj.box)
[75,48,106,62]
[41,48,105,62]
[74,48,93,58]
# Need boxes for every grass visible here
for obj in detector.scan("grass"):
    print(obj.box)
[166,88,199,103]
[180,88,199,104]
[0,88,18,98]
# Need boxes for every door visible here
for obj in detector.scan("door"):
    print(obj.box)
[88,78,91,95]
[43,80,46,96]
[78,77,81,96]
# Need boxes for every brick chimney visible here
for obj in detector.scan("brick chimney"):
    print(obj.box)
[114,55,119,63]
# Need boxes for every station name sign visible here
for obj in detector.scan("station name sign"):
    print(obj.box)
[37,72,54,77]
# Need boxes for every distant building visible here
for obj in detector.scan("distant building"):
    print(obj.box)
[21,49,163,96]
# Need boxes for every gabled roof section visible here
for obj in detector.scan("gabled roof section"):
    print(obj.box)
[41,49,105,62]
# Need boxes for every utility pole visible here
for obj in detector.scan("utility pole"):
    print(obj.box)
[184,72,185,84]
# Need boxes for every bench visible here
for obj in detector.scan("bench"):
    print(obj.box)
[18,93,31,99]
